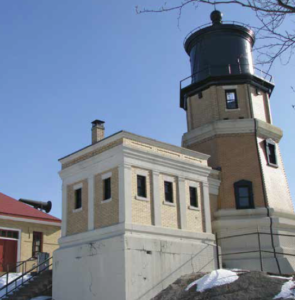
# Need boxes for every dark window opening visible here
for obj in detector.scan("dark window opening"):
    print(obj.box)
[256,88,261,95]
[234,180,254,209]
[103,177,112,200]
[225,90,238,109]
[265,139,278,167]
[189,187,198,208]
[75,188,82,209]
[0,229,19,239]
[32,232,43,258]
[137,175,147,198]
[198,92,203,99]
[164,181,173,203]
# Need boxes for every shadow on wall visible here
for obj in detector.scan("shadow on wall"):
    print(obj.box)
[136,243,217,300]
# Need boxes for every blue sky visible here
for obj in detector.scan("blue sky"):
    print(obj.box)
[0,1,294,218]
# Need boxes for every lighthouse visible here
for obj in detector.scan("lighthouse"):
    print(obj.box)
[181,11,295,273]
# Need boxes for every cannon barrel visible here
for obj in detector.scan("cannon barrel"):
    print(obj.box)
[19,198,52,213]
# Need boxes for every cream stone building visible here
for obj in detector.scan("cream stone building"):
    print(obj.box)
[0,192,61,274]
[53,10,295,300]
[53,121,220,300]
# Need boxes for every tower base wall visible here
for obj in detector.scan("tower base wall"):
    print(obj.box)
[53,223,217,300]
[213,207,295,274]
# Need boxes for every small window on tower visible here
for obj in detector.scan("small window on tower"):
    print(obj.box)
[265,139,278,167]
[234,180,254,209]
[225,90,238,109]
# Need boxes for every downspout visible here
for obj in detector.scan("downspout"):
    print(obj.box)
[254,118,281,275]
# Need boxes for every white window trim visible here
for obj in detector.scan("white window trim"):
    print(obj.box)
[163,200,176,207]
[162,175,176,183]
[102,172,112,202]
[73,182,83,190]
[135,169,149,177]
[73,207,83,213]
[222,85,238,90]
[135,195,149,202]
[188,205,200,211]
[225,108,240,111]
[102,171,112,180]
[136,170,149,201]
[0,227,21,270]
[101,198,112,204]
[73,183,83,211]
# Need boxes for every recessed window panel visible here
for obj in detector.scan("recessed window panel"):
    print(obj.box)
[103,177,111,200]
[234,180,254,209]
[225,90,238,109]
[189,187,198,208]
[75,188,82,209]
[137,175,147,198]
[164,181,173,203]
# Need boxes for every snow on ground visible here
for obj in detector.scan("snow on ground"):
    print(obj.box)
[30,297,51,300]
[186,269,239,293]
[274,280,295,299]
[0,273,32,297]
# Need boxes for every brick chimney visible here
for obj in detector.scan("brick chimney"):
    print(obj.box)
[91,120,105,144]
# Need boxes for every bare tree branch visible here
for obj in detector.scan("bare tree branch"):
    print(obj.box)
[136,0,295,69]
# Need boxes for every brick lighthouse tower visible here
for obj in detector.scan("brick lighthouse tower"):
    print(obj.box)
[180,10,295,273]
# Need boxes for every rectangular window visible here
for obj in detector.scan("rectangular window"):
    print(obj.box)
[0,229,19,239]
[225,90,238,109]
[75,188,82,209]
[234,180,254,209]
[189,187,198,208]
[265,139,277,167]
[164,181,173,203]
[103,177,111,200]
[137,175,147,198]
[32,232,43,258]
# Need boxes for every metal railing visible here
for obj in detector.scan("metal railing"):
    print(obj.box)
[0,256,52,299]
[0,256,37,280]
[215,232,295,275]
[180,64,273,91]
[183,20,253,46]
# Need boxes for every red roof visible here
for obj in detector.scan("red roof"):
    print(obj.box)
[0,192,61,224]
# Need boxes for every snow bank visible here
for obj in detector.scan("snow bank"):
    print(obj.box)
[274,280,295,299]
[0,273,32,297]
[186,269,239,293]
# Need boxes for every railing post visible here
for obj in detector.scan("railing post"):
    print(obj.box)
[257,232,263,272]
[215,233,220,269]
[6,265,9,295]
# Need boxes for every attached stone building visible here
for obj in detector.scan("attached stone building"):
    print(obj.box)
[0,192,61,273]
[53,126,220,300]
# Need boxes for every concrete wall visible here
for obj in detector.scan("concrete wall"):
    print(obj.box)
[53,232,126,300]
[213,208,295,274]
[53,224,217,300]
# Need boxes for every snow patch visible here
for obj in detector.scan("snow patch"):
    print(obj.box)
[186,269,239,293]
[274,280,295,299]
[0,273,32,297]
